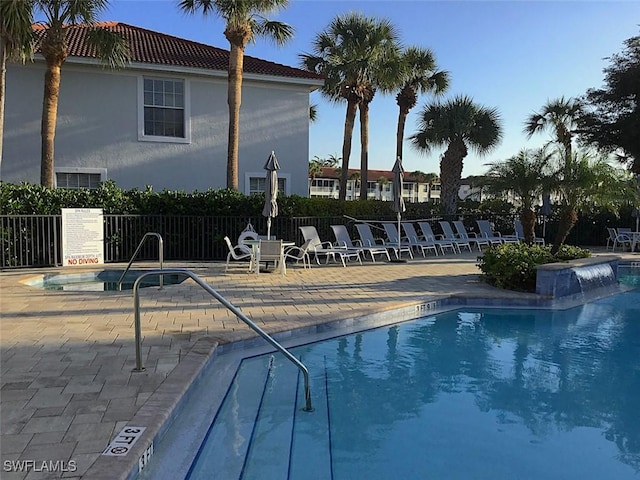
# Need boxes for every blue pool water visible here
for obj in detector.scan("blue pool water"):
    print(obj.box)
[143,270,640,480]
[25,270,185,291]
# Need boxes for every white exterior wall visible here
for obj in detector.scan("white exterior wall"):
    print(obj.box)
[2,61,312,195]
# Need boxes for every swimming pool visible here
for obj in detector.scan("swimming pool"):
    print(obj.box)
[24,269,185,291]
[141,270,640,480]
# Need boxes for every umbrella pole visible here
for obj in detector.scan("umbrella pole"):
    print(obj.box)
[390,212,407,263]
[267,218,271,240]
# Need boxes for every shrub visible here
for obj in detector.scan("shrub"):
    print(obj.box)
[477,243,591,292]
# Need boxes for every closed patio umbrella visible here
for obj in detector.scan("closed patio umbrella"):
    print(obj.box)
[262,151,280,240]
[391,156,406,262]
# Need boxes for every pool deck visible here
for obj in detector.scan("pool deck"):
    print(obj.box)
[1,249,637,479]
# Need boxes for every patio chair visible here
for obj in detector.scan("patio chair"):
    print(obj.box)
[224,236,254,272]
[438,221,472,252]
[417,222,457,254]
[283,239,312,269]
[331,225,390,262]
[514,219,544,245]
[452,221,490,251]
[299,226,362,267]
[476,219,518,245]
[381,223,414,259]
[355,223,398,253]
[256,239,285,275]
[606,227,632,252]
[399,222,439,257]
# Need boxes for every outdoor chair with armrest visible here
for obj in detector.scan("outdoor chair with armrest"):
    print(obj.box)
[438,221,472,252]
[514,219,544,245]
[283,239,312,269]
[606,227,632,252]
[224,236,254,272]
[399,222,439,257]
[417,222,457,254]
[381,223,414,259]
[299,226,362,267]
[331,225,390,262]
[476,219,518,245]
[256,239,285,276]
[452,221,490,251]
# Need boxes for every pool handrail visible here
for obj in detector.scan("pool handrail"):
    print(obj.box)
[131,268,313,412]
[117,232,164,290]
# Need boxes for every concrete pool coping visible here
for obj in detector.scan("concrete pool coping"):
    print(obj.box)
[1,249,638,479]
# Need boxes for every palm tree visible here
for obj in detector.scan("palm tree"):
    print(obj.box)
[1,0,34,168]
[35,0,130,187]
[549,149,634,252]
[524,97,582,159]
[483,148,553,244]
[349,170,361,199]
[301,12,399,201]
[410,95,502,215]
[394,46,449,162]
[180,0,293,191]
[377,175,389,200]
[308,156,323,195]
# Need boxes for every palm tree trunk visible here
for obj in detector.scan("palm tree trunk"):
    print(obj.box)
[227,43,244,191]
[339,100,358,200]
[520,209,537,245]
[359,101,370,201]
[0,42,6,168]
[551,206,577,254]
[396,108,407,162]
[41,59,62,187]
[440,139,467,215]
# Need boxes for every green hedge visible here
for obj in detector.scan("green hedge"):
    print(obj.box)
[477,243,592,292]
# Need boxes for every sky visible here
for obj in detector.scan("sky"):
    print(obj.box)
[93,0,640,177]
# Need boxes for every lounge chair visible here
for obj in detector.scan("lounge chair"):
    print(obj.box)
[417,222,457,254]
[514,219,544,245]
[452,221,490,251]
[399,222,439,257]
[299,226,362,267]
[381,223,414,259]
[476,219,518,245]
[331,225,390,262]
[438,221,472,252]
[224,236,254,272]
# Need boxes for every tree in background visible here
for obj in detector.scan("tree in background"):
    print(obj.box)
[0,0,34,168]
[394,46,448,162]
[376,175,388,200]
[578,34,640,174]
[180,0,293,191]
[301,12,400,201]
[34,0,130,187]
[410,95,502,215]
[483,148,553,244]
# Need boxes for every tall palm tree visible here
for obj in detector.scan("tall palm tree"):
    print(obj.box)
[300,12,399,201]
[410,95,502,215]
[394,46,449,162]
[524,96,582,161]
[180,0,293,191]
[377,175,388,200]
[549,149,634,253]
[34,0,130,187]
[1,0,35,168]
[483,148,553,244]
[308,156,323,195]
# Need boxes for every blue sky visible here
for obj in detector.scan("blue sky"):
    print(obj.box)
[100,0,639,177]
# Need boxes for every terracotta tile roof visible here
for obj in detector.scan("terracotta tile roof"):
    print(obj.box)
[319,167,440,183]
[32,22,323,81]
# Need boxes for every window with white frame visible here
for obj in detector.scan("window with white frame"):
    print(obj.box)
[139,77,189,142]
[55,168,107,190]
[248,176,287,195]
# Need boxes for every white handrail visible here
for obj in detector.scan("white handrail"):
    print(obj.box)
[117,232,164,289]
[131,268,313,412]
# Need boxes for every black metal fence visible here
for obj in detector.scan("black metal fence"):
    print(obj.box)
[1,212,611,269]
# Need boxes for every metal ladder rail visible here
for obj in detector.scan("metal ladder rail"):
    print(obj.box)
[117,232,164,289]
[131,268,313,412]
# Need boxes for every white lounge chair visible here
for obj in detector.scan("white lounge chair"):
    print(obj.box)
[331,225,390,262]
[417,222,457,254]
[399,222,439,257]
[224,236,254,272]
[299,226,362,267]
[381,223,414,259]
[514,219,544,245]
[452,221,490,251]
[438,221,472,252]
[476,219,518,245]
